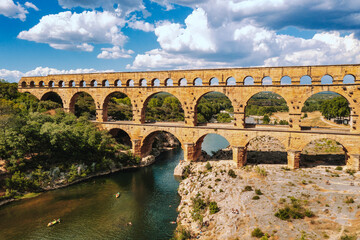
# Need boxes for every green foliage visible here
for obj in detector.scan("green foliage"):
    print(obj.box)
[197,92,233,123]
[191,195,207,222]
[341,234,357,240]
[205,162,212,171]
[255,189,263,195]
[251,228,265,238]
[255,166,268,177]
[275,196,315,220]
[228,169,237,178]
[246,92,289,117]
[252,195,260,200]
[74,93,96,119]
[320,96,350,120]
[217,112,232,123]
[108,93,133,121]
[263,114,270,124]
[244,186,253,191]
[335,166,343,171]
[182,165,192,179]
[209,201,220,214]
[345,197,355,204]
[145,93,184,122]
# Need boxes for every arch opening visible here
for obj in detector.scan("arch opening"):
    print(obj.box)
[194,78,202,86]
[48,81,54,88]
[103,92,133,122]
[226,77,236,86]
[80,80,86,87]
[70,92,96,119]
[127,79,134,87]
[109,128,132,150]
[179,78,187,86]
[69,80,75,87]
[102,80,109,87]
[262,76,272,85]
[166,78,173,86]
[141,131,181,158]
[30,81,35,87]
[246,136,287,165]
[40,92,63,111]
[209,77,219,86]
[196,91,233,125]
[301,92,350,129]
[300,139,347,167]
[245,92,289,126]
[321,75,333,84]
[244,76,254,85]
[343,74,355,84]
[39,81,45,87]
[300,75,312,85]
[114,79,121,87]
[58,81,64,87]
[91,80,98,87]
[280,76,291,85]
[21,81,27,88]
[143,92,184,123]
[140,79,147,87]
[195,133,231,161]
[152,78,160,87]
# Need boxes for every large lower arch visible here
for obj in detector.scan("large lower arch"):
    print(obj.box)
[194,133,231,161]
[300,138,347,167]
[195,91,234,125]
[102,91,133,122]
[141,92,184,123]
[40,91,64,106]
[109,128,132,149]
[69,92,96,119]
[244,91,289,126]
[300,91,351,129]
[38,91,64,111]
[140,130,182,158]
[245,135,287,165]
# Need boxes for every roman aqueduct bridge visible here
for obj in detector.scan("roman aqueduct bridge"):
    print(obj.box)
[18,64,360,170]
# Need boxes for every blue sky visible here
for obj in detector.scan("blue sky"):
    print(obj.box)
[1,0,360,82]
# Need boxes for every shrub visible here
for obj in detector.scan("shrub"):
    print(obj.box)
[244,186,253,191]
[215,178,221,182]
[346,169,356,176]
[345,197,355,204]
[252,195,260,200]
[209,201,220,214]
[255,189,263,195]
[255,166,267,177]
[182,165,192,179]
[205,162,212,171]
[335,166,343,171]
[341,235,357,240]
[228,169,237,178]
[251,228,264,238]
[305,209,315,217]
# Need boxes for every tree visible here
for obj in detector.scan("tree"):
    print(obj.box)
[263,114,270,124]
[320,96,350,120]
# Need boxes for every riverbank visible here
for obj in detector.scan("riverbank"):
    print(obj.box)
[174,160,360,239]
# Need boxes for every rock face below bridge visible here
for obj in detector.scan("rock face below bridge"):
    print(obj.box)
[175,161,360,240]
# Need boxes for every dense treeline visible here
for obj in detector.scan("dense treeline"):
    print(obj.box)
[0,80,139,199]
[301,92,341,113]
[245,92,289,116]
[197,92,233,123]
[320,96,350,120]
[145,93,184,122]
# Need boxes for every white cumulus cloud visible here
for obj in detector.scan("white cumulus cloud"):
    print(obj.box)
[97,46,134,59]
[18,11,127,51]
[128,20,154,32]
[0,0,34,21]
[24,2,39,11]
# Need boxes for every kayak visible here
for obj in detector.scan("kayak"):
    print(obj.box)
[115,192,120,198]
[47,218,61,227]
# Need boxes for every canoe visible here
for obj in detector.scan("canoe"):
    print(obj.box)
[47,218,61,227]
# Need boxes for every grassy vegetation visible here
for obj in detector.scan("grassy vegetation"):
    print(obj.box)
[275,196,315,220]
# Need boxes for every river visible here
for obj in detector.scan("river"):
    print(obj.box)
[0,134,229,240]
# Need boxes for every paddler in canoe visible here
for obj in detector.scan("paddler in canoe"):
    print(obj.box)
[47,218,61,227]
[115,192,120,198]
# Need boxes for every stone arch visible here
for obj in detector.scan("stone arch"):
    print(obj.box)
[300,138,348,167]
[194,77,202,86]
[40,91,64,107]
[179,78,187,86]
[69,80,75,87]
[300,75,312,85]
[114,79,121,87]
[30,81,35,87]
[195,91,234,125]
[166,78,173,86]
[21,81,27,88]
[245,135,287,165]
[69,91,96,119]
[226,77,236,86]
[58,81,64,87]
[102,91,133,122]
[90,80,98,87]
[262,76,272,85]
[141,91,184,123]
[48,81,54,87]
[194,133,231,161]
[80,80,86,87]
[244,91,290,126]
[39,81,45,87]
[152,78,160,87]
[140,130,182,158]
[343,74,355,84]
[321,74,333,84]
[244,76,254,85]
[280,76,291,85]
[102,79,109,87]
[127,79,134,87]
[140,78,147,87]
[109,128,132,148]
[300,90,354,111]
[209,77,219,86]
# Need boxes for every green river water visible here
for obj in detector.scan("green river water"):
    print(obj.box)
[0,134,229,240]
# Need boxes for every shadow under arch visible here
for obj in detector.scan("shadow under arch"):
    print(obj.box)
[300,138,347,168]
[194,133,231,162]
[40,91,64,107]
[300,91,351,129]
[141,91,184,123]
[244,91,289,127]
[109,128,132,149]
[245,135,287,165]
[69,91,96,119]
[102,91,133,122]
[140,130,182,158]
[195,91,234,126]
